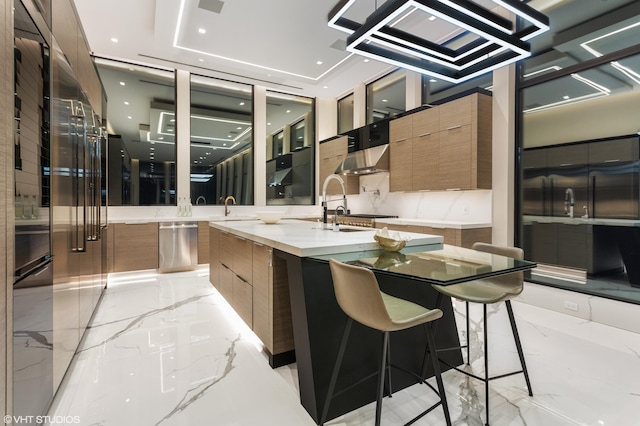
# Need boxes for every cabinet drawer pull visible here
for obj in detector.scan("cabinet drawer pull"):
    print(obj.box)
[446,125,462,131]
[418,132,432,137]
[394,138,407,143]
[254,242,264,247]
[604,159,620,163]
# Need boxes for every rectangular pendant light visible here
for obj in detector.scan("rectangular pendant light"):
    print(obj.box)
[328,0,549,83]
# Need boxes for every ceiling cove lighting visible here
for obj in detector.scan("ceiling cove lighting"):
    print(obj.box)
[328,0,549,83]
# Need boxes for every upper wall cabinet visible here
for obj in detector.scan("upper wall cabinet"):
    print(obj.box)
[389,92,492,192]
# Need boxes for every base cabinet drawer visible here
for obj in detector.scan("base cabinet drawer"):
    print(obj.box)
[232,275,253,327]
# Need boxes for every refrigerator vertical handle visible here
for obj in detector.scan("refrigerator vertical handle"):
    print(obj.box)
[72,102,87,253]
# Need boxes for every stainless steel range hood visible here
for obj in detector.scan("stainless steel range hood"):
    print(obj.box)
[334,144,389,175]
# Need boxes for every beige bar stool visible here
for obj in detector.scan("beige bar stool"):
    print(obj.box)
[321,258,452,426]
[431,242,532,426]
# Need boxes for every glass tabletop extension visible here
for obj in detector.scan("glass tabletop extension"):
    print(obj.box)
[310,244,537,286]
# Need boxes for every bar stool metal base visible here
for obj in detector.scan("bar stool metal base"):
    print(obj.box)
[320,318,452,426]
[436,297,532,426]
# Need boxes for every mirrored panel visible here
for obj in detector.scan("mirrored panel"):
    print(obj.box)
[366,69,406,124]
[266,92,315,205]
[190,75,253,205]
[97,59,176,206]
[338,93,354,134]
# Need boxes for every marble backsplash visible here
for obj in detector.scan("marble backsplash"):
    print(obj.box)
[345,172,492,223]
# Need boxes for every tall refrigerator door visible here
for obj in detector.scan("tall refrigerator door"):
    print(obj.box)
[522,169,548,216]
[590,161,640,219]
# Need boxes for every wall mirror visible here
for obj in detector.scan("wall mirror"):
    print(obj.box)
[266,91,315,205]
[97,59,176,206]
[190,75,253,205]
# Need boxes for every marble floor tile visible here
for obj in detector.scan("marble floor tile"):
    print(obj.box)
[47,270,640,426]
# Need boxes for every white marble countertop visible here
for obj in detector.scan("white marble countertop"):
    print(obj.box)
[209,219,443,257]
[523,215,640,227]
[375,218,492,229]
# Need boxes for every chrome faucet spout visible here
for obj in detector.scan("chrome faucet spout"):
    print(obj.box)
[321,174,348,229]
[565,188,575,218]
[195,196,206,205]
[224,195,236,216]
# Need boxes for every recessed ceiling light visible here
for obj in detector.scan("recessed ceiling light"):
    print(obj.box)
[170,119,175,123]
[198,28,206,34]
[237,127,242,130]
[239,102,245,106]
[150,147,155,151]
[430,79,438,83]
[428,16,436,21]
[198,58,204,62]
[124,101,129,105]
[563,95,570,100]
[158,137,164,140]
[317,60,323,65]
[267,122,271,126]
[382,99,388,103]
[127,116,132,119]
[111,37,118,43]
[364,59,370,62]
[119,82,125,86]
[323,86,329,89]
[223,143,227,146]
[286,110,291,113]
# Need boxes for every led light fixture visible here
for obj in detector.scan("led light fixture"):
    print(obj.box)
[328,0,549,83]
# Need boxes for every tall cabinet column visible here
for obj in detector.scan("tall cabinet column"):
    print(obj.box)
[1,0,14,416]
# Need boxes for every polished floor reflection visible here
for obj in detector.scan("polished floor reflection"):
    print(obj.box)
[47,269,640,425]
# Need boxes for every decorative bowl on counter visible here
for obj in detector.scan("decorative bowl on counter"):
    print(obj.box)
[374,234,407,252]
[256,211,285,224]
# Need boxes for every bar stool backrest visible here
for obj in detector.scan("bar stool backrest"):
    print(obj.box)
[329,258,393,331]
[472,242,524,296]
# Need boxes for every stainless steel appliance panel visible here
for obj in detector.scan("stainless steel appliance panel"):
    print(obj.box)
[590,161,640,219]
[522,169,548,216]
[158,222,198,272]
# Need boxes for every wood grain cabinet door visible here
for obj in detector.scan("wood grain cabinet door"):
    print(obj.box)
[438,125,472,190]
[413,132,439,191]
[390,138,413,192]
[252,243,273,351]
[113,223,159,272]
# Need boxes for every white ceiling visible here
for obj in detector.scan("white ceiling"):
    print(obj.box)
[73,0,404,99]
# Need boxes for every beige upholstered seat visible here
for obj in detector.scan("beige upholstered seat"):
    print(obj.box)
[331,258,443,332]
[431,243,532,426]
[322,258,451,426]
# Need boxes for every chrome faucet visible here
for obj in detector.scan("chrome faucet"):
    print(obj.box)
[195,196,206,205]
[321,174,348,230]
[224,195,236,216]
[564,188,574,218]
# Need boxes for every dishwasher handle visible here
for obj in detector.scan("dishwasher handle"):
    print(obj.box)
[159,223,198,230]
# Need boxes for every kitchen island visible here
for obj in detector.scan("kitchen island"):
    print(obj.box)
[208,218,444,367]
[209,219,463,422]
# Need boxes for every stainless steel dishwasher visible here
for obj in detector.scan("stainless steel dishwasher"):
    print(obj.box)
[158,222,198,273]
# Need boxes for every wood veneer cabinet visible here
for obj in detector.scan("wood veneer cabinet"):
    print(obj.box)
[389,92,492,192]
[376,222,491,249]
[209,227,294,364]
[112,223,159,272]
[197,221,209,264]
[318,136,359,196]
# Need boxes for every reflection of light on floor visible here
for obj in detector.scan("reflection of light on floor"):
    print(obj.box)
[211,283,264,353]
[531,264,587,285]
